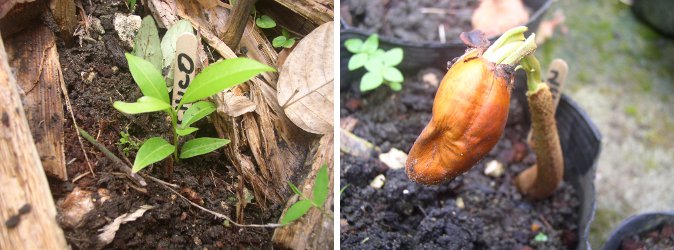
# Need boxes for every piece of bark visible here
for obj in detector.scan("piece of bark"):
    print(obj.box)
[5,25,66,180]
[0,1,45,37]
[49,0,77,46]
[0,31,68,250]
[272,134,334,250]
[273,0,333,25]
[240,19,279,85]
[221,0,253,49]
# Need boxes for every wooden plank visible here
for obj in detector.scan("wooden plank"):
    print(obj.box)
[5,25,67,180]
[272,134,334,250]
[274,0,333,26]
[0,31,68,250]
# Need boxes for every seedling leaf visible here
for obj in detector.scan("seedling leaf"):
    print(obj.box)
[364,60,384,73]
[125,53,170,104]
[281,200,312,224]
[534,232,548,242]
[113,96,171,114]
[179,137,230,159]
[283,38,296,48]
[360,72,383,92]
[272,36,287,48]
[382,48,404,66]
[181,101,216,128]
[288,181,302,196]
[389,82,402,91]
[348,53,367,70]
[344,38,363,53]
[383,67,404,82]
[361,34,379,53]
[312,164,329,206]
[132,137,175,173]
[256,15,276,29]
[180,58,275,104]
[176,126,198,136]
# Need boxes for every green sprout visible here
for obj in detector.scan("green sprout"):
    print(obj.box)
[117,129,141,157]
[345,34,404,92]
[272,29,296,49]
[113,53,275,173]
[255,15,276,29]
[128,0,137,12]
[281,164,332,224]
[534,232,549,242]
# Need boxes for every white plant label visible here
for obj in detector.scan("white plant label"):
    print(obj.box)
[171,33,198,124]
[545,58,568,111]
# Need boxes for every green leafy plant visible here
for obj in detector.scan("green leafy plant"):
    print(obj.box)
[345,34,404,92]
[281,164,331,224]
[534,232,548,242]
[128,0,137,12]
[117,129,142,157]
[113,53,275,173]
[255,15,276,29]
[272,29,296,49]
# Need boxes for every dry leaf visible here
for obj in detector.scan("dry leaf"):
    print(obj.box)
[276,22,333,134]
[97,205,154,246]
[0,0,35,19]
[217,91,256,117]
[472,0,530,37]
[58,187,110,228]
[535,10,566,45]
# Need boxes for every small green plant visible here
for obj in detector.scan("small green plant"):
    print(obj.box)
[534,232,548,242]
[345,34,404,92]
[113,53,275,173]
[281,164,331,224]
[128,0,137,12]
[272,29,296,49]
[255,15,276,29]
[117,129,142,157]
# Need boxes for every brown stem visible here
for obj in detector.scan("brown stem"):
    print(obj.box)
[514,84,564,200]
[221,0,254,49]
[78,128,147,186]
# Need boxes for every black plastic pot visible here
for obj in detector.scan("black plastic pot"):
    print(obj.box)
[601,211,674,250]
[632,0,674,37]
[340,0,553,88]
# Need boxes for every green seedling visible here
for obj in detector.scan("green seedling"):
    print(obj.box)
[128,0,137,12]
[272,29,296,49]
[113,53,275,173]
[281,164,332,224]
[345,34,404,92]
[117,129,142,157]
[255,15,276,29]
[534,232,548,242]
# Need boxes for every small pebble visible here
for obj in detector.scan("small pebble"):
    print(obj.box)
[369,174,386,189]
[456,197,465,209]
[484,160,505,177]
[378,148,407,170]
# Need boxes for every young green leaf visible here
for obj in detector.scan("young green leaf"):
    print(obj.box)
[389,82,402,91]
[255,15,276,29]
[161,20,194,70]
[179,137,230,159]
[176,126,199,136]
[180,58,275,104]
[348,53,368,70]
[113,96,171,114]
[133,16,163,72]
[132,137,175,173]
[361,34,379,53]
[344,38,363,53]
[282,38,296,48]
[272,36,287,48]
[360,72,383,92]
[280,200,312,224]
[128,0,137,12]
[181,101,216,128]
[288,181,302,196]
[281,29,289,38]
[364,60,384,73]
[312,164,329,206]
[382,48,404,66]
[382,67,404,82]
[125,53,170,104]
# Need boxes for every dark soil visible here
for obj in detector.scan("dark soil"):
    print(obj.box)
[620,223,674,250]
[44,0,280,248]
[340,69,581,249]
[347,0,480,43]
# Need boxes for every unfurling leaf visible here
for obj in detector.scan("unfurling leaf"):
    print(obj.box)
[125,53,169,104]
[180,58,275,104]
[132,137,175,173]
[179,137,230,159]
[113,96,171,114]
[281,200,312,224]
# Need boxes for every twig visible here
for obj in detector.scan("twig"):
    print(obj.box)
[150,176,282,228]
[71,171,91,183]
[143,174,179,189]
[77,128,147,186]
[58,67,95,178]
